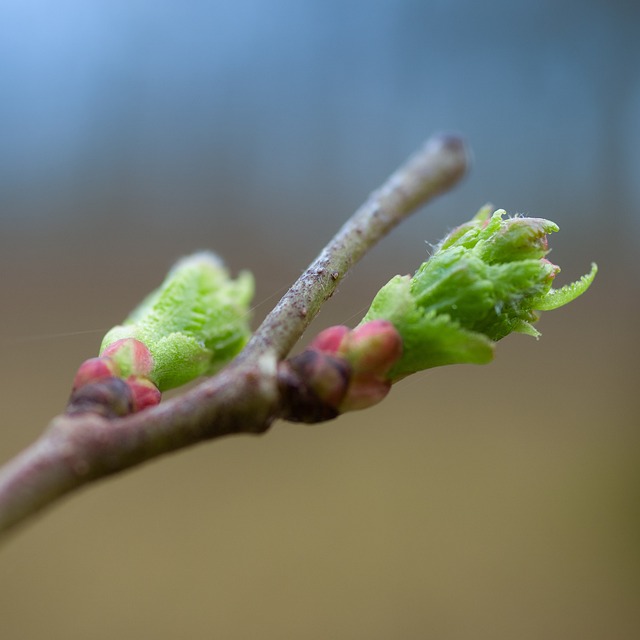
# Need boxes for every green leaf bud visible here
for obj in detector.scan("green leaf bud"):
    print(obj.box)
[100,252,254,391]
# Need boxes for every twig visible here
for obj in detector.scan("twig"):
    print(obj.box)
[0,133,468,539]
[241,133,468,360]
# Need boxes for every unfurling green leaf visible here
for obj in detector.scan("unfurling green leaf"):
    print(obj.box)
[361,207,596,380]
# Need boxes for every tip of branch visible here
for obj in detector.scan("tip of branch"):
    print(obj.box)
[428,131,468,153]
[422,132,470,186]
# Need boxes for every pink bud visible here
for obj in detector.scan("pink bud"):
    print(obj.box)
[72,357,119,391]
[309,325,350,354]
[345,320,403,375]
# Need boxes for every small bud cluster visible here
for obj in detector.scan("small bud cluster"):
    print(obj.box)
[279,320,403,421]
[310,320,403,411]
[70,338,161,415]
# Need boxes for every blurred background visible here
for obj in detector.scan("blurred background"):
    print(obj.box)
[1,1,639,638]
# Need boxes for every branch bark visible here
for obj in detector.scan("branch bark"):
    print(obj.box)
[0,133,468,540]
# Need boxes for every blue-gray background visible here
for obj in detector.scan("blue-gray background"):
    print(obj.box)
[1,2,638,638]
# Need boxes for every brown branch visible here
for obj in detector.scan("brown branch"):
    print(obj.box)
[0,133,469,539]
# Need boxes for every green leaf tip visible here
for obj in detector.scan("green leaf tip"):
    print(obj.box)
[100,251,254,391]
[361,207,597,380]
[531,262,598,311]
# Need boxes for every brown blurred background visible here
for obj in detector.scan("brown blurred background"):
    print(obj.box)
[1,1,639,638]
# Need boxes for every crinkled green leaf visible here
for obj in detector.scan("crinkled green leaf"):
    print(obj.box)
[360,208,596,379]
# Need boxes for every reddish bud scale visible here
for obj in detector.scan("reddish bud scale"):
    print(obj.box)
[101,338,155,378]
[278,351,350,423]
[540,258,561,282]
[338,374,392,413]
[343,320,403,375]
[72,357,119,392]
[67,377,134,419]
[309,325,350,354]
[126,377,162,412]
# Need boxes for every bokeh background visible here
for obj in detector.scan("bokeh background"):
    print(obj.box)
[1,1,639,638]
